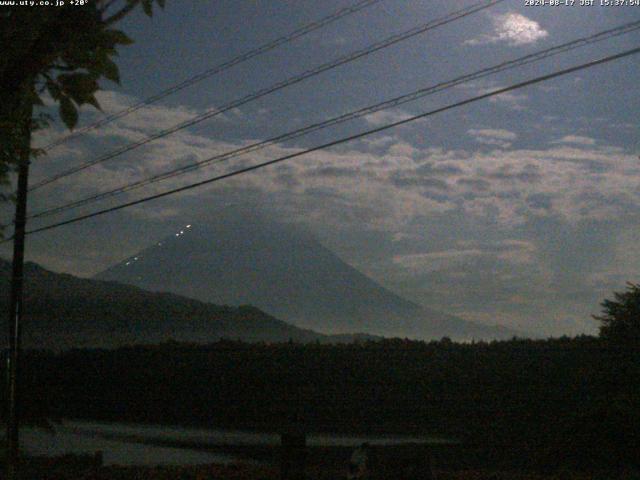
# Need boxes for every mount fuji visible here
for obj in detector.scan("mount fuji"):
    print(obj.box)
[95,210,514,341]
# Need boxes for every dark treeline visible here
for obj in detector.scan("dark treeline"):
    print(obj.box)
[11,336,640,471]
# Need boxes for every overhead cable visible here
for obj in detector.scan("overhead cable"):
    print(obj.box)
[39,0,387,151]
[30,0,505,191]
[19,45,640,239]
[27,20,640,221]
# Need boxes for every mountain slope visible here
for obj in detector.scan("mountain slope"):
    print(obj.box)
[95,210,515,340]
[0,259,339,349]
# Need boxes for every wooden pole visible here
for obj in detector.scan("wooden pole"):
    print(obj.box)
[6,101,32,480]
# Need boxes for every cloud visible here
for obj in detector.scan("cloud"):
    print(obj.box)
[92,91,207,132]
[363,109,413,126]
[465,13,549,47]
[30,95,640,239]
[488,91,529,111]
[392,239,537,273]
[552,135,596,146]
[457,82,529,111]
[362,135,397,149]
[456,177,490,192]
[393,249,486,272]
[24,90,640,338]
[468,128,517,148]
[468,129,517,141]
[495,239,537,265]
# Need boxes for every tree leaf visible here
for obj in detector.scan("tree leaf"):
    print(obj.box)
[142,0,153,16]
[104,29,134,46]
[58,73,99,106]
[86,94,102,111]
[46,79,61,100]
[59,96,78,130]
[58,72,96,91]
[100,56,120,84]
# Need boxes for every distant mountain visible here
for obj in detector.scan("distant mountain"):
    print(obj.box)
[0,259,358,349]
[95,209,515,341]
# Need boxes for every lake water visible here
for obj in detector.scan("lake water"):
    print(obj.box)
[21,420,448,466]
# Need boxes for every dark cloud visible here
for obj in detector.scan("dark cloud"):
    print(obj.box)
[274,172,300,187]
[456,177,490,192]
[306,166,364,178]
[389,173,449,190]
[485,165,542,183]
[526,193,553,211]
[415,162,463,176]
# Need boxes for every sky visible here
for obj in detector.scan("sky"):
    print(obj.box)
[3,0,640,337]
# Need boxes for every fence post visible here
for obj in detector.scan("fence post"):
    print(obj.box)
[280,427,306,480]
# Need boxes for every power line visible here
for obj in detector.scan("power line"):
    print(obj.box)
[27,20,640,221]
[29,0,505,191]
[39,0,386,152]
[32,0,502,189]
[18,46,640,239]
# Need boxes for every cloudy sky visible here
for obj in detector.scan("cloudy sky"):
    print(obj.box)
[4,0,640,337]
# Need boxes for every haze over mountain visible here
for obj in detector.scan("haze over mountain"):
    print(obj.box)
[0,259,352,349]
[96,209,515,340]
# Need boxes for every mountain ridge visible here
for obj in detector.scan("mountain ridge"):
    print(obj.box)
[95,210,516,341]
[0,258,377,349]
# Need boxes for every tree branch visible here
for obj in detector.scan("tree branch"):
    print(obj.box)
[98,0,121,15]
[104,1,139,26]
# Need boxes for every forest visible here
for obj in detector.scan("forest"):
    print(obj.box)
[11,334,640,473]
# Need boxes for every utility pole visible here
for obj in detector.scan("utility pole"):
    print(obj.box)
[6,100,32,480]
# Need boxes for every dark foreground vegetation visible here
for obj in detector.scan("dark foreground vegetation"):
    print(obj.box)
[9,334,640,477]
[9,458,632,480]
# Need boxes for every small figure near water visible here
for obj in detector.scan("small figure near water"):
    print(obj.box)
[346,442,434,479]
[347,442,371,479]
